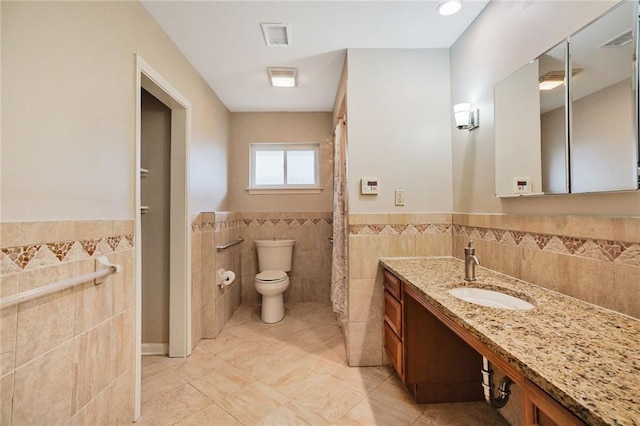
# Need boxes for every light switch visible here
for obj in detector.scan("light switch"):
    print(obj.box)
[395,190,405,206]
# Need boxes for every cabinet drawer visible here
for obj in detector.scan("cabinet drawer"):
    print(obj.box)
[383,270,402,300]
[384,322,403,378]
[384,290,402,337]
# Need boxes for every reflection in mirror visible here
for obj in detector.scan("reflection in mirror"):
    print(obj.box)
[539,42,568,194]
[494,59,543,197]
[494,41,569,197]
[569,1,638,193]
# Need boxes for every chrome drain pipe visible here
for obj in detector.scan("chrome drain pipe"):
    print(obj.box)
[481,356,514,409]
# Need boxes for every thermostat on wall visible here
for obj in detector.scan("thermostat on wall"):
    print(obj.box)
[514,177,532,194]
[361,178,379,195]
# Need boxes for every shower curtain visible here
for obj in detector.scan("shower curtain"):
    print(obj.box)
[331,118,348,317]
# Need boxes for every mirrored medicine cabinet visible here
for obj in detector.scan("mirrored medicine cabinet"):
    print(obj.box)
[494,0,640,197]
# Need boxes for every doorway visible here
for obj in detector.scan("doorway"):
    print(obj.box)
[134,55,192,420]
[140,89,171,355]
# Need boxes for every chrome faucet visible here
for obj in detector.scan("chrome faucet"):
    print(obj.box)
[464,241,480,281]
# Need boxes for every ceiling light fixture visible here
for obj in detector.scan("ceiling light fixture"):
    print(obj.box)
[268,67,297,88]
[437,0,462,16]
[538,69,581,91]
[538,73,564,91]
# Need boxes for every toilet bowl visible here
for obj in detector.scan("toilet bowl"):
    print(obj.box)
[254,239,295,323]
[255,270,290,323]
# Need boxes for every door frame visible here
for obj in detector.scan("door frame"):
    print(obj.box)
[134,54,192,419]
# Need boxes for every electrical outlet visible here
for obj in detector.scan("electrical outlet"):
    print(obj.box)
[395,190,405,206]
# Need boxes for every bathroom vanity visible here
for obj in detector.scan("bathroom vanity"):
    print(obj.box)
[381,257,640,426]
[383,269,483,404]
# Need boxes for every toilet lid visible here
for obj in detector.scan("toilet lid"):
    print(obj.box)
[256,270,287,282]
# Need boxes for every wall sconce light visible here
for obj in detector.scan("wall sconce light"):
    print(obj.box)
[454,103,479,130]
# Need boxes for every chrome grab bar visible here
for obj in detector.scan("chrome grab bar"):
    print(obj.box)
[216,237,244,252]
[0,256,120,310]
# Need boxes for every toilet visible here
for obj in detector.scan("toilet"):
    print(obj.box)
[254,239,295,323]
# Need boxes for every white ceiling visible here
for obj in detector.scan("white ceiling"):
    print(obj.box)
[142,1,490,112]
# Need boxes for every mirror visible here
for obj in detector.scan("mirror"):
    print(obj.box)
[540,42,569,194]
[495,57,545,197]
[494,1,640,197]
[569,1,638,193]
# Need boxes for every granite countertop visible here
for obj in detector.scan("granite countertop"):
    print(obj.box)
[380,256,640,426]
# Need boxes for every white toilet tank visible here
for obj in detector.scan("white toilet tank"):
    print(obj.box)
[255,239,295,272]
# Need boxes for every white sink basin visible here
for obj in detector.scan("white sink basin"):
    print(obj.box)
[448,287,535,311]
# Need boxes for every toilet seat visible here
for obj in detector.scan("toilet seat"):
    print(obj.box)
[256,270,288,284]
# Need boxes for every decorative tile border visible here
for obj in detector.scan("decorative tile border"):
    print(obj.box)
[454,225,640,266]
[191,220,242,233]
[346,220,639,266]
[349,223,451,236]
[191,212,333,232]
[241,217,332,227]
[1,234,135,273]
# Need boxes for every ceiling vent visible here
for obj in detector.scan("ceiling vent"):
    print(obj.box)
[599,29,633,48]
[261,23,291,47]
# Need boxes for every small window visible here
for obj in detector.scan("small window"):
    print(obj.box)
[249,143,321,193]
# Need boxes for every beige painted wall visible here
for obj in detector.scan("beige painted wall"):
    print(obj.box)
[346,49,453,213]
[228,112,334,212]
[1,1,230,222]
[450,0,640,215]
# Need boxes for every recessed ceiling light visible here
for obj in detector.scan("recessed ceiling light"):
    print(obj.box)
[437,0,462,16]
[268,67,297,88]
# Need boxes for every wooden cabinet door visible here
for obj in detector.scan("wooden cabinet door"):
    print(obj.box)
[384,322,403,378]
[384,290,402,336]
[523,380,585,426]
[383,269,402,300]
[403,290,483,403]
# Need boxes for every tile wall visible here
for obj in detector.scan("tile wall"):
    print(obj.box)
[451,214,640,319]
[347,213,453,367]
[346,213,640,369]
[0,220,135,425]
[238,212,333,305]
[193,212,242,340]
[194,211,333,342]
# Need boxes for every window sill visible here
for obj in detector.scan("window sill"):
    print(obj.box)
[246,186,323,195]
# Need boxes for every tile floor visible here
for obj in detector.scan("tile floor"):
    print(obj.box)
[138,302,509,425]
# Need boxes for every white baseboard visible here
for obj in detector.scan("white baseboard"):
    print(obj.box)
[141,343,168,356]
